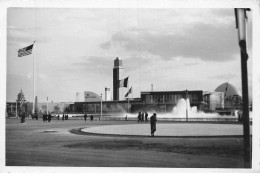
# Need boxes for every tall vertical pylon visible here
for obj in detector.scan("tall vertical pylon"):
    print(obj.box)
[113,57,124,100]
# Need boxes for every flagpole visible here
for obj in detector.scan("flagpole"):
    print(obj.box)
[132,87,133,100]
[32,41,36,114]
[16,100,17,118]
[127,84,129,113]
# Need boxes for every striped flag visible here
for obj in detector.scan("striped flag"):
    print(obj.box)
[18,44,34,57]
[118,77,128,88]
[125,87,132,97]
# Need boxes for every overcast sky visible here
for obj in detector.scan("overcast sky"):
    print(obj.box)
[6,8,252,102]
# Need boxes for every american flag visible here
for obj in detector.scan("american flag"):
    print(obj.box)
[18,44,34,57]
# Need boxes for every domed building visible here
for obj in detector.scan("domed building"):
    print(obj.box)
[215,82,241,97]
[215,82,242,109]
[17,89,25,102]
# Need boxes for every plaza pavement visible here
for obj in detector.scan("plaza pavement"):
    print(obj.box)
[81,123,243,137]
[5,118,245,170]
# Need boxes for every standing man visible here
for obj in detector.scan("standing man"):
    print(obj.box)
[35,112,38,120]
[48,113,52,122]
[137,112,141,123]
[150,113,157,137]
[145,112,148,123]
[43,113,46,122]
[84,113,87,122]
[141,112,144,122]
[21,112,25,123]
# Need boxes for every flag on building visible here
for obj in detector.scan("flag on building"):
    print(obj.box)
[125,87,132,97]
[18,44,34,57]
[118,77,128,88]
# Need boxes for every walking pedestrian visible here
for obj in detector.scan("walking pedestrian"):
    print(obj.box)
[48,113,52,122]
[62,113,64,121]
[35,112,38,120]
[84,113,87,122]
[145,112,148,123]
[43,113,46,122]
[150,113,157,137]
[141,112,144,122]
[90,114,93,121]
[137,112,141,123]
[21,112,25,123]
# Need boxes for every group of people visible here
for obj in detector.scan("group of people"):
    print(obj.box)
[62,114,69,121]
[19,110,158,136]
[137,112,149,123]
[21,112,95,122]
[42,112,52,122]
[137,112,157,137]
[33,112,38,120]
[83,113,94,122]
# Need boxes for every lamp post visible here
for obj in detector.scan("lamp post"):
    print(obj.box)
[235,8,251,168]
[100,94,102,121]
[16,100,18,118]
[47,97,48,114]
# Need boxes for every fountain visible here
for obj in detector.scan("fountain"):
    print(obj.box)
[168,98,219,118]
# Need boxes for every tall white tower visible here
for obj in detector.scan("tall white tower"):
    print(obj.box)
[105,87,111,101]
[76,92,80,102]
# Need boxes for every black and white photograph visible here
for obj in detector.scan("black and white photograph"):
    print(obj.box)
[1,0,260,173]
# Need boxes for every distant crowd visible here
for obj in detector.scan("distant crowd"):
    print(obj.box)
[18,111,158,136]
[18,112,95,123]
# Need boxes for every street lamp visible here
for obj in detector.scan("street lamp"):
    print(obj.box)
[47,97,48,114]
[100,94,102,121]
[16,99,18,118]
[235,8,251,168]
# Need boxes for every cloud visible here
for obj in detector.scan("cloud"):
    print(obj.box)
[99,8,251,62]
[99,41,111,50]
[208,73,239,80]
[100,20,242,62]
[7,26,51,46]
[70,55,113,75]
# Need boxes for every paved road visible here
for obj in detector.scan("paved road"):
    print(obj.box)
[5,118,245,170]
